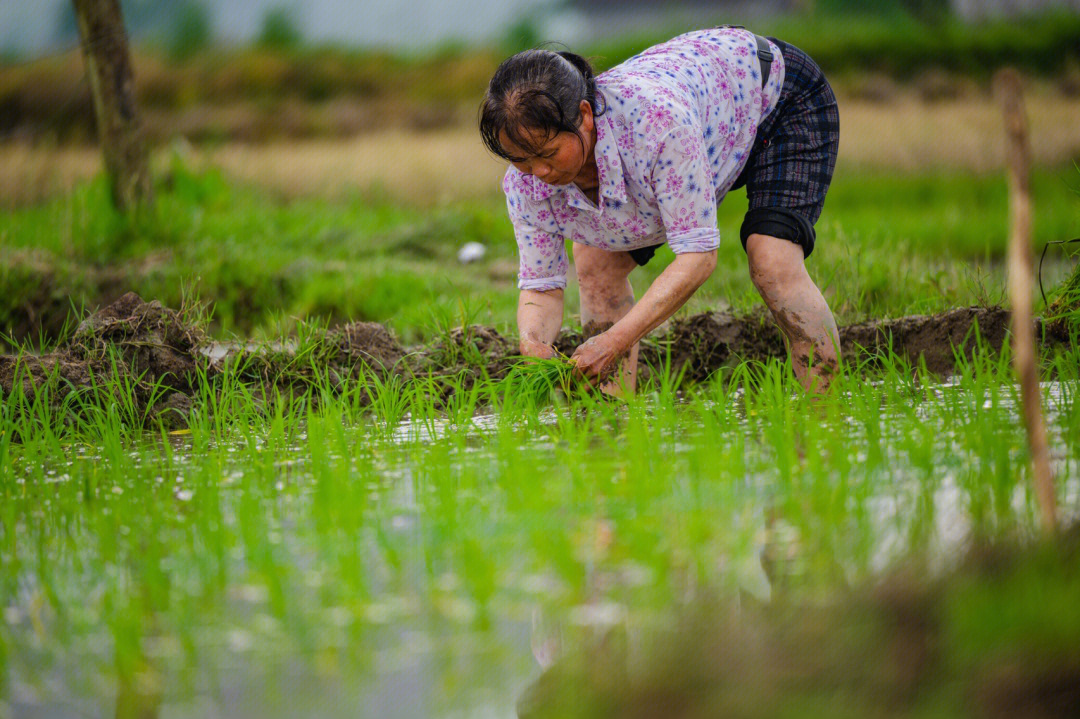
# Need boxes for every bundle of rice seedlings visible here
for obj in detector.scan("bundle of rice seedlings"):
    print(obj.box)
[500,356,577,407]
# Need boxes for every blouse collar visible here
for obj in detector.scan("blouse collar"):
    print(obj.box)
[525,100,628,210]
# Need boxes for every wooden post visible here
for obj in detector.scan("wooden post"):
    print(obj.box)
[72,0,153,212]
[995,68,1058,535]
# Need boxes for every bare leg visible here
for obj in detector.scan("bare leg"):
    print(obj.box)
[746,233,840,392]
[573,243,639,394]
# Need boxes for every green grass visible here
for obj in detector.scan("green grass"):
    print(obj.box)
[2,160,1078,348]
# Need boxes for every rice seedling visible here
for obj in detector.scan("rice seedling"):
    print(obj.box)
[0,336,1076,716]
[500,356,577,409]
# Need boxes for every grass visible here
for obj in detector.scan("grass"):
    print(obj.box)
[1,158,1078,349]
[1045,242,1080,337]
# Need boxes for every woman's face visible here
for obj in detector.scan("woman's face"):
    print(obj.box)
[499,100,595,186]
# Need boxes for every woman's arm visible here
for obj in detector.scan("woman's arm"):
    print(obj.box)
[518,288,565,358]
[571,250,716,379]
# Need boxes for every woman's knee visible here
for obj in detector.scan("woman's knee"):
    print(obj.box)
[746,233,807,295]
[573,243,636,285]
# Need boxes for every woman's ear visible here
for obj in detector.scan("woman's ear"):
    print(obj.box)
[579,99,594,133]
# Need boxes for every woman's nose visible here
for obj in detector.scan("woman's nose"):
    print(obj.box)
[533,163,550,178]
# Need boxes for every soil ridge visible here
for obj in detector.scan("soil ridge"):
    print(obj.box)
[0,293,1050,429]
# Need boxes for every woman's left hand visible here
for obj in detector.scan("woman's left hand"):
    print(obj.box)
[571,330,628,384]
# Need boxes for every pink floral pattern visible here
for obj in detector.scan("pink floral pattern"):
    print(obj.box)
[503,27,785,291]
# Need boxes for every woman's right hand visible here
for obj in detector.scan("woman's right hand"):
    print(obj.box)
[520,338,557,359]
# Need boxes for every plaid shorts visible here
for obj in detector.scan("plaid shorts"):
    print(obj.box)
[730,38,840,257]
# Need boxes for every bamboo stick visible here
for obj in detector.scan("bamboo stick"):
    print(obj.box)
[995,68,1058,534]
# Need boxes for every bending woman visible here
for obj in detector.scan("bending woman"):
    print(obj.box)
[479,26,841,391]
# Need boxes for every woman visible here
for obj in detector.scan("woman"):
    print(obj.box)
[479,26,840,391]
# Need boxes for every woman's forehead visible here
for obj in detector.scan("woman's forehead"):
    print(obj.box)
[498,125,559,157]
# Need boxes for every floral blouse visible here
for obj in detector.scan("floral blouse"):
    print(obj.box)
[503,27,785,291]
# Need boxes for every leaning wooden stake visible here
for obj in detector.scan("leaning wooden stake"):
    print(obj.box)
[995,68,1058,534]
[72,0,153,212]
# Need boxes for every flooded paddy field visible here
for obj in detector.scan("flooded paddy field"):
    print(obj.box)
[2,308,1079,716]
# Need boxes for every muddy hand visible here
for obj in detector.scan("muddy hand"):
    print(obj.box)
[520,338,557,360]
[570,331,626,385]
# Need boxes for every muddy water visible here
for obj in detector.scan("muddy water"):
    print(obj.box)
[3,380,1078,719]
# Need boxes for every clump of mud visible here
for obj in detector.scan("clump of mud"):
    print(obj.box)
[0,292,209,429]
[518,526,1080,719]
[403,325,519,404]
[647,308,787,382]
[327,321,406,369]
[230,320,407,392]
[71,291,205,390]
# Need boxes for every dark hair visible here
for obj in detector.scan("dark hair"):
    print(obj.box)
[478,49,604,162]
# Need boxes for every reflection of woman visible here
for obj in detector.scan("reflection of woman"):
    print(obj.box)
[479,27,841,391]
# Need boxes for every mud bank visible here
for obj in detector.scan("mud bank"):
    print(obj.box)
[0,293,206,428]
[633,305,1015,380]
[0,293,1048,428]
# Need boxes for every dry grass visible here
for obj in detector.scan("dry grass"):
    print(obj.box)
[193,126,508,204]
[839,90,1080,173]
[0,143,103,207]
[2,92,1079,206]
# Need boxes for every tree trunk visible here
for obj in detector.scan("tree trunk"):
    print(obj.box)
[72,0,153,212]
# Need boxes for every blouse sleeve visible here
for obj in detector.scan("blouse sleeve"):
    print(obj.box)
[650,123,721,254]
[503,170,569,291]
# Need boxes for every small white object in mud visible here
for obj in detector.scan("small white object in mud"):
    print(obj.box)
[457,241,486,264]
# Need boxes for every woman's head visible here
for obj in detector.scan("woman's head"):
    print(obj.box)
[479,49,604,184]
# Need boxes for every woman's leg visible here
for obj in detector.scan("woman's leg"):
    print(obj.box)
[746,232,839,391]
[573,243,640,393]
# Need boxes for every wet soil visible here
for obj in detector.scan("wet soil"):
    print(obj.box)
[0,292,210,430]
[840,306,1013,374]
[0,292,1053,430]
[646,308,789,382]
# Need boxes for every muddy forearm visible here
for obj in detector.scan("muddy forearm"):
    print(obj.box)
[517,288,564,354]
[608,251,716,348]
